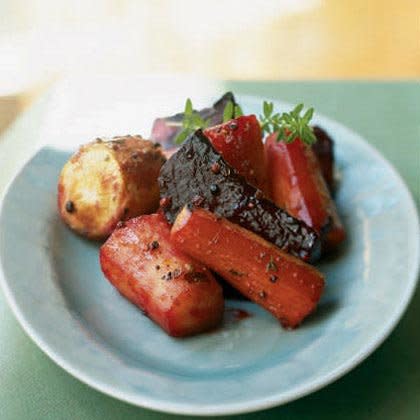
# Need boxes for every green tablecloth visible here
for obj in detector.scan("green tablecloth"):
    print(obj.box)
[1,81,419,419]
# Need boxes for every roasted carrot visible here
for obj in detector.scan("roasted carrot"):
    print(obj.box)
[204,115,269,194]
[171,207,325,328]
[265,134,345,250]
[100,213,224,337]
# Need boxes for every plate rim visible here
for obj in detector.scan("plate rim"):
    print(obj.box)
[0,96,419,416]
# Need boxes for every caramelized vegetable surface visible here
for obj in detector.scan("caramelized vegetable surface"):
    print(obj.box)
[265,135,345,250]
[171,207,325,328]
[58,135,165,240]
[204,115,268,193]
[159,130,321,262]
[100,213,224,337]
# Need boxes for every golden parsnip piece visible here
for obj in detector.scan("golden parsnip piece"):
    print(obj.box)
[57,135,165,240]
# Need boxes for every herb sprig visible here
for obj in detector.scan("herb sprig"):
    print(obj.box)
[174,99,210,145]
[174,97,316,146]
[259,102,317,145]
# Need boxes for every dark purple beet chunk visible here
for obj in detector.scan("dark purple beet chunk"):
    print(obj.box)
[150,92,237,149]
[158,130,321,262]
[312,125,335,192]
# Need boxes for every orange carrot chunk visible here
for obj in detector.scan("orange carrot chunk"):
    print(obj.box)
[204,115,269,194]
[171,207,325,328]
[265,134,345,250]
[100,213,224,337]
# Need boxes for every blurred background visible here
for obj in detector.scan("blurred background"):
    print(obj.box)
[0,0,419,135]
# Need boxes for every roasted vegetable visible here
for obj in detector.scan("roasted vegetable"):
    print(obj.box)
[171,207,325,328]
[58,135,165,240]
[150,92,236,148]
[100,213,224,337]
[265,135,345,250]
[159,130,321,262]
[312,126,335,191]
[204,115,269,193]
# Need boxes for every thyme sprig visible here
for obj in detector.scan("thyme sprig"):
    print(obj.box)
[174,98,316,146]
[259,102,317,145]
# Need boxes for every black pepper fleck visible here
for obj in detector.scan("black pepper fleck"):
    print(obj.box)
[210,184,220,195]
[162,271,173,281]
[65,200,75,213]
[149,240,159,250]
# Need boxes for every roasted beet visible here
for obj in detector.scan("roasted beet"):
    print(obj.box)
[150,92,237,148]
[312,126,335,192]
[158,130,321,262]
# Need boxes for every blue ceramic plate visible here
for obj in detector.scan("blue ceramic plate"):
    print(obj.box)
[0,97,419,416]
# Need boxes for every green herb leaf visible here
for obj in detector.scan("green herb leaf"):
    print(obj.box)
[291,103,304,118]
[223,101,234,123]
[303,107,314,123]
[259,102,317,145]
[174,98,209,144]
[185,98,193,115]
[222,100,244,122]
[174,129,189,145]
[234,104,243,117]
[263,101,274,119]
